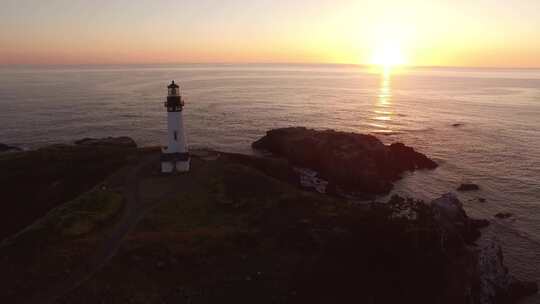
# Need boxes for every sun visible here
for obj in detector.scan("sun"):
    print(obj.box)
[371,40,407,67]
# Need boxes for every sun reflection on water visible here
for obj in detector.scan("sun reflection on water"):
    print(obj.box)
[371,68,394,133]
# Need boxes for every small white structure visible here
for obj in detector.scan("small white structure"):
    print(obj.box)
[294,167,328,194]
[161,81,190,173]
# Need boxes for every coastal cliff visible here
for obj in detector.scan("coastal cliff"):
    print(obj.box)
[0,131,536,304]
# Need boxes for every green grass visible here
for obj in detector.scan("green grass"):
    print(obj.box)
[53,190,124,237]
[142,161,302,233]
[2,189,124,247]
[137,155,344,251]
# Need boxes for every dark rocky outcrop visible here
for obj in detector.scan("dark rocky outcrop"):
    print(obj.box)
[478,242,538,304]
[429,193,536,303]
[75,136,137,148]
[458,183,480,191]
[0,143,22,153]
[428,193,536,303]
[431,193,485,244]
[494,212,513,219]
[470,218,491,229]
[252,127,437,194]
[294,192,536,304]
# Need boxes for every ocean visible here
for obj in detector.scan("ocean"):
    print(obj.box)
[1,64,539,300]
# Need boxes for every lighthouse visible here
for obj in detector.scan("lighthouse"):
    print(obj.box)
[161,81,190,173]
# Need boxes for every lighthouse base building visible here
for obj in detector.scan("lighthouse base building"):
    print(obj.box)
[161,81,190,173]
[161,154,190,173]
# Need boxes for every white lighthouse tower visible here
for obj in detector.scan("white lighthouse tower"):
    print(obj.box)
[161,81,190,173]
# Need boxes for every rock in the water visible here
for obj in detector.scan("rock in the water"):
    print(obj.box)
[75,136,137,148]
[0,143,22,153]
[458,183,480,191]
[470,218,490,229]
[252,127,437,194]
[452,123,464,127]
[494,212,513,219]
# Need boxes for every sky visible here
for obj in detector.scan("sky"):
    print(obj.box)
[1,0,540,67]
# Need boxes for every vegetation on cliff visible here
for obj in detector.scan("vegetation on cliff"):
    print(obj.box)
[0,138,136,240]
[0,133,536,304]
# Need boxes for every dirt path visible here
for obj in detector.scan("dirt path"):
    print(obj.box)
[26,155,186,304]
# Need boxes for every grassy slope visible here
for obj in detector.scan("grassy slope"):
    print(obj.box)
[0,144,136,240]
[0,148,451,304]
[63,154,446,304]
[0,170,128,303]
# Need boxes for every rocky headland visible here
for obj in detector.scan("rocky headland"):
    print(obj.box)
[0,129,536,304]
[252,127,437,195]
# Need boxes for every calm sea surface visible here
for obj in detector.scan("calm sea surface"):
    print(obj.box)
[1,64,539,298]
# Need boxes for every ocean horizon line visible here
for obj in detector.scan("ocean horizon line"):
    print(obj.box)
[2,62,540,71]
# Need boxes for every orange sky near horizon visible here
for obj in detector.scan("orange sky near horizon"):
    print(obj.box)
[1,0,540,68]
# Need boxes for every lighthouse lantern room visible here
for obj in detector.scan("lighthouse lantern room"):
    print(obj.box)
[161,80,190,173]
